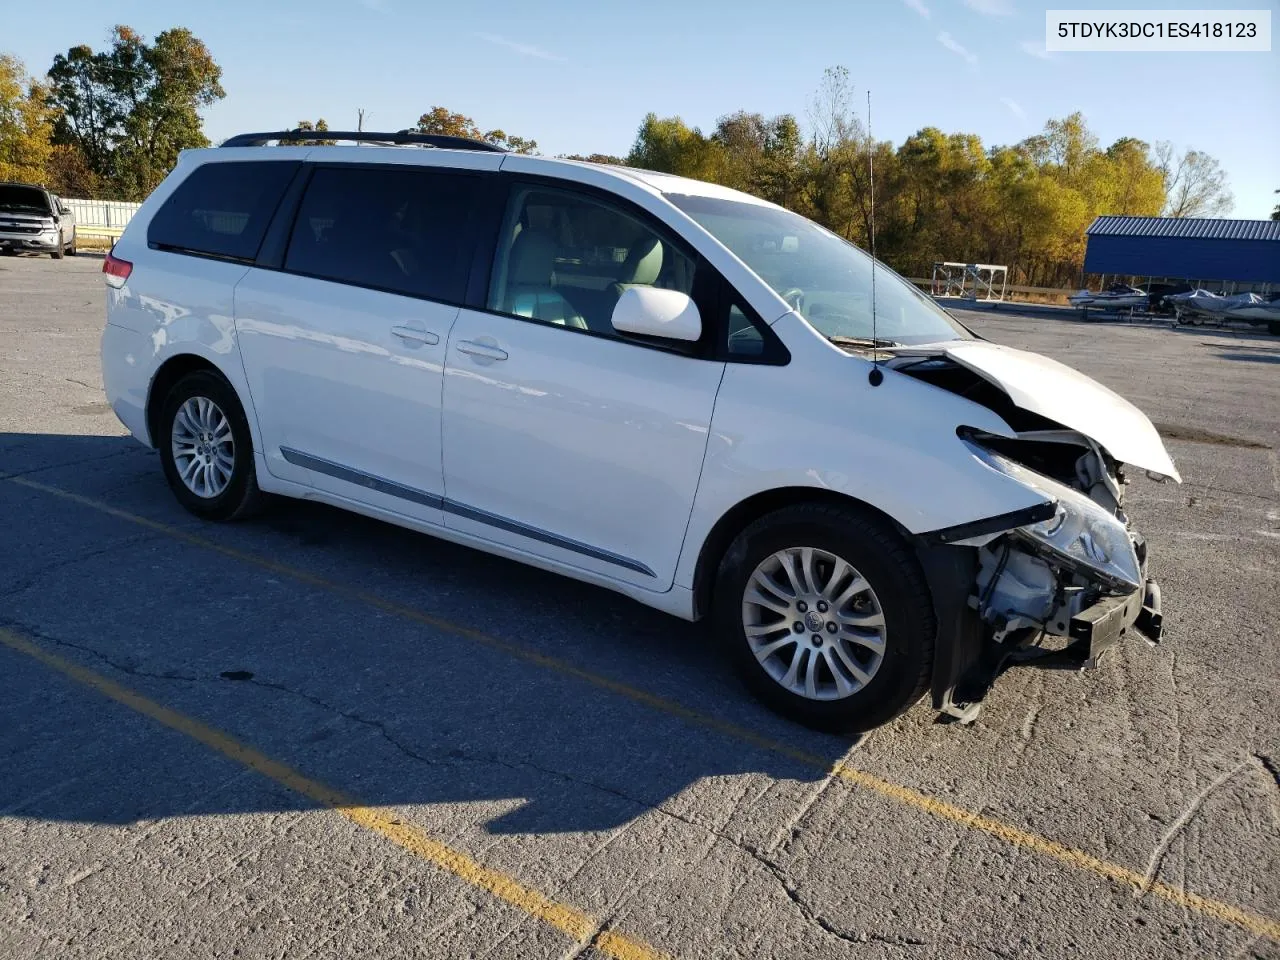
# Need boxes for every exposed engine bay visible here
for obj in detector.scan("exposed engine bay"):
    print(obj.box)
[893,353,1166,722]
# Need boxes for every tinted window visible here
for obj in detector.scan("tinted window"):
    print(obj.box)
[488,187,696,336]
[726,303,764,356]
[149,161,298,261]
[284,166,477,302]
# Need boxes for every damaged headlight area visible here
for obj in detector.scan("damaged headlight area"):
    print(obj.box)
[965,440,1142,592]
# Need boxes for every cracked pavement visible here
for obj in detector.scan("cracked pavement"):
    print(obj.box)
[1,254,1278,958]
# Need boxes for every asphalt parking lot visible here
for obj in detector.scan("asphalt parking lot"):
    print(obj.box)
[2,252,1277,959]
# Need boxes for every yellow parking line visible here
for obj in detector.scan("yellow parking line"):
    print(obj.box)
[0,627,665,960]
[829,763,1279,940]
[7,475,1279,942]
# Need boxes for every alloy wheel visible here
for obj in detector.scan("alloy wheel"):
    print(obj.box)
[171,396,234,499]
[741,546,887,701]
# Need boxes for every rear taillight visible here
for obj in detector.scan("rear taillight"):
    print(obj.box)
[103,252,132,289]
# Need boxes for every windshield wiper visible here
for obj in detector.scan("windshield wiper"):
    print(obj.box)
[827,335,900,349]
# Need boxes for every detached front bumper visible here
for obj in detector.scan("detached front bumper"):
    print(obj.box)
[923,533,1165,723]
[1069,577,1162,668]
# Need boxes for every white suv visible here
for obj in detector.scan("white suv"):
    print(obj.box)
[100,130,1177,731]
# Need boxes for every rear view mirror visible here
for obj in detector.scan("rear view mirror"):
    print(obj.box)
[611,287,702,342]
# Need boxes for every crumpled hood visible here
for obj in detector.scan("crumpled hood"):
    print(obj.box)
[891,340,1181,482]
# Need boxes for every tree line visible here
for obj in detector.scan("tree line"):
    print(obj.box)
[2,33,1261,285]
[619,67,1240,286]
[1,27,223,201]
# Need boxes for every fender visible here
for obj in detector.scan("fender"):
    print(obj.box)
[674,312,1053,593]
[104,256,260,455]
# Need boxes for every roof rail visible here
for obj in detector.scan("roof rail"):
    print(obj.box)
[219,129,506,152]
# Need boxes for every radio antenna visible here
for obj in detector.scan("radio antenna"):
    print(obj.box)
[867,89,883,386]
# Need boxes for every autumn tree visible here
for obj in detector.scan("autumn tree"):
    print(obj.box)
[413,106,536,153]
[1156,142,1233,217]
[288,119,335,146]
[46,26,224,199]
[46,43,121,178]
[561,153,624,164]
[755,114,803,208]
[46,143,101,196]
[0,54,55,184]
[625,113,720,179]
[1098,137,1165,215]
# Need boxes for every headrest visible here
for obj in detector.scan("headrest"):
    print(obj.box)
[508,230,557,286]
[620,237,663,286]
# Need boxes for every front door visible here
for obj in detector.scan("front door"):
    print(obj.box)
[441,183,725,589]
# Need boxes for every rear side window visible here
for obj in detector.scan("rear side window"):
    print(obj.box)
[283,166,478,302]
[148,161,298,261]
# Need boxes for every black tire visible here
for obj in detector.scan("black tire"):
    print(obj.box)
[51,246,64,260]
[713,503,936,733]
[68,237,77,256]
[157,370,264,521]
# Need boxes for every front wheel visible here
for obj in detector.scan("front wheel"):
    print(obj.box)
[713,504,936,733]
[158,370,264,521]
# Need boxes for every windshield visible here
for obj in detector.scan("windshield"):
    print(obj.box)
[668,193,972,346]
[0,184,52,215]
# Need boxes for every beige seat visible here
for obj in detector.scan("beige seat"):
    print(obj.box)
[608,237,664,301]
[502,231,587,329]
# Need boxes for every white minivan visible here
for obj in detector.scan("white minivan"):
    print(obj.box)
[100,130,1176,731]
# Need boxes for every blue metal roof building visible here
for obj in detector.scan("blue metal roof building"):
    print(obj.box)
[1083,216,1280,283]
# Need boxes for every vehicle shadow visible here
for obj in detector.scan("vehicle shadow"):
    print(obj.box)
[1208,350,1280,363]
[1,433,855,836]
[1171,325,1279,343]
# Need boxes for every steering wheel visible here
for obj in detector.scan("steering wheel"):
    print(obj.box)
[779,288,805,312]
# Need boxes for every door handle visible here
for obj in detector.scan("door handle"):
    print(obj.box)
[456,339,508,362]
[391,324,439,345]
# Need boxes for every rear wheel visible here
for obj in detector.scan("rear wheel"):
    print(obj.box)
[714,503,935,733]
[158,371,263,521]
[68,235,77,256]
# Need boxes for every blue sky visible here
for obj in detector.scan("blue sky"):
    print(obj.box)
[7,0,1278,216]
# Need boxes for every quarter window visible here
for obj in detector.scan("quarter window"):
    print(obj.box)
[488,187,696,336]
[284,166,478,302]
[148,161,298,261]
[726,304,766,356]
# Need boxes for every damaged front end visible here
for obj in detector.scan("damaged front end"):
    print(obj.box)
[921,430,1165,724]
[884,343,1176,724]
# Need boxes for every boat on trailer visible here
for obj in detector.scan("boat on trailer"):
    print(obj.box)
[1070,283,1147,311]
[1166,289,1279,325]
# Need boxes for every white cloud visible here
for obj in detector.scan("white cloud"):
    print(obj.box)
[937,31,979,65]
[1000,96,1026,119]
[902,0,931,19]
[1019,38,1054,60]
[476,32,565,62]
[963,0,1013,14]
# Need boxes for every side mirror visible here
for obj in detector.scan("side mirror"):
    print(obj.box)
[611,287,702,342]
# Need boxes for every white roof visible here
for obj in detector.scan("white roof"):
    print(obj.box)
[186,143,779,209]
[591,165,777,206]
